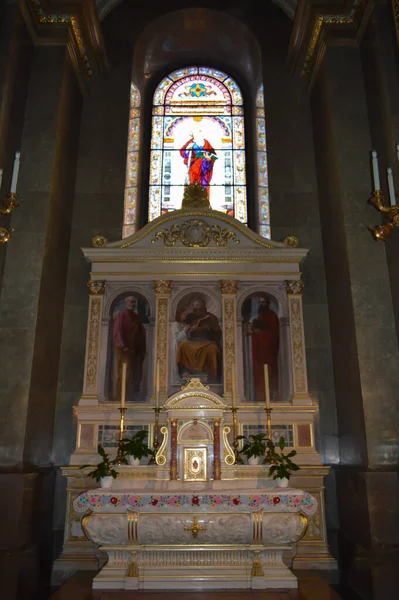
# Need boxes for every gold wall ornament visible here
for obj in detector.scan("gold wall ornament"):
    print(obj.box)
[284,236,300,248]
[181,181,210,209]
[84,297,102,394]
[0,192,19,215]
[155,426,168,466]
[153,280,173,296]
[184,516,207,539]
[151,219,240,248]
[251,550,265,577]
[183,447,208,481]
[87,280,106,295]
[222,296,237,396]
[285,280,304,295]
[368,190,399,241]
[220,280,238,295]
[92,235,108,248]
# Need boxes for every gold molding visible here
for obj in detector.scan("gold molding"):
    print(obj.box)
[153,280,172,295]
[220,280,238,295]
[285,280,304,295]
[182,181,210,209]
[87,279,106,295]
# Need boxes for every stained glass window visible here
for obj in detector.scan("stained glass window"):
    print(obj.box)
[256,85,270,238]
[149,67,247,223]
[123,82,140,238]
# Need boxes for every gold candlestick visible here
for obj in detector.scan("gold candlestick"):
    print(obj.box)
[263,407,277,465]
[368,190,399,241]
[232,407,244,465]
[0,192,19,215]
[115,407,127,465]
[148,406,161,465]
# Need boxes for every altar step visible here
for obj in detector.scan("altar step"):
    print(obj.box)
[50,570,353,600]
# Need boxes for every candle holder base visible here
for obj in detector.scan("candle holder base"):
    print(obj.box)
[369,190,399,241]
[0,192,19,215]
[0,227,14,244]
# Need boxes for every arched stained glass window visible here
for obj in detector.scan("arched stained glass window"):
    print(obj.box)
[256,85,270,238]
[123,83,141,238]
[149,67,247,223]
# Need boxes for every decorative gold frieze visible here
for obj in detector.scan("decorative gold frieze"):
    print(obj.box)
[153,280,172,295]
[220,280,238,295]
[92,235,108,248]
[285,280,304,295]
[84,298,102,393]
[154,295,169,396]
[151,220,240,248]
[222,294,237,395]
[182,181,210,209]
[288,295,308,396]
[87,280,106,295]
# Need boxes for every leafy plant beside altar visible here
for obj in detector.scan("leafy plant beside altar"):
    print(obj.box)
[268,436,300,487]
[235,433,269,465]
[80,445,119,489]
[121,430,154,466]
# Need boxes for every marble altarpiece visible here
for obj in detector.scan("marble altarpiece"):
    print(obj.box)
[55,187,335,590]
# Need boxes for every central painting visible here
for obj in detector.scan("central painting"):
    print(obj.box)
[149,67,247,225]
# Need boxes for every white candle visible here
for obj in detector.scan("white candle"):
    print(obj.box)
[121,362,127,408]
[10,151,20,194]
[0,168,3,191]
[387,168,397,206]
[155,361,160,408]
[264,364,270,409]
[372,150,381,191]
[396,144,399,164]
[231,365,236,408]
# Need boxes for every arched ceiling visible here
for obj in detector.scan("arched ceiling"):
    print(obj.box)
[96,0,297,22]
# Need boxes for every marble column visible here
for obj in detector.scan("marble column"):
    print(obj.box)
[170,418,178,481]
[220,280,238,402]
[311,42,399,599]
[0,40,82,600]
[81,281,106,404]
[153,280,172,401]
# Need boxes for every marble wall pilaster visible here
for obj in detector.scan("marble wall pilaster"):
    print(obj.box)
[81,281,106,403]
[220,280,238,402]
[311,41,399,599]
[153,280,172,399]
[285,280,311,405]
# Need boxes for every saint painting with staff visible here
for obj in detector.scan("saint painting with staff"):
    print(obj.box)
[180,125,217,200]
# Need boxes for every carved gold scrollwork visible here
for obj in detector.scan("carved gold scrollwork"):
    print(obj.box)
[181,181,210,209]
[156,426,168,466]
[151,220,240,248]
[285,280,304,295]
[153,280,172,295]
[92,235,108,248]
[223,426,235,465]
[87,280,106,295]
[220,280,238,295]
[283,236,300,248]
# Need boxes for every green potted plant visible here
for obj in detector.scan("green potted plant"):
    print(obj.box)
[121,430,153,466]
[268,436,300,487]
[80,445,119,489]
[235,433,268,465]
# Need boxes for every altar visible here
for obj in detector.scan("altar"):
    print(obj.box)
[54,184,335,589]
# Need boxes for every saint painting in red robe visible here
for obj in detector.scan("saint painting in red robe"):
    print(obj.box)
[180,132,217,199]
[250,297,280,401]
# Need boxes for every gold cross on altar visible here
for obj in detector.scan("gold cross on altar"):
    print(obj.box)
[184,516,207,539]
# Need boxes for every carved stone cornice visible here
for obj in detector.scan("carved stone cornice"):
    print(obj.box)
[285,280,304,295]
[87,279,106,295]
[220,280,238,295]
[153,280,172,296]
[288,0,374,88]
[20,0,108,90]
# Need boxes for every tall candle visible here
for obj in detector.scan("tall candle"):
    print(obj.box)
[121,361,127,408]
[264,364,270,409]
[372,150,381,191]
[0,168,3,191]
[10,151,20,194]
[231,365,236,408]
[155,361,160,408]
[387,168,397,206]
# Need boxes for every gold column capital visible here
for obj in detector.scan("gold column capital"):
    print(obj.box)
[154,280,173,295]
[285,280,304,295]
[220,280,238,295]
[87,280,106,295]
